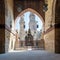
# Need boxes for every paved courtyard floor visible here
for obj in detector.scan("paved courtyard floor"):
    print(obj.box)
[0,50,60,60]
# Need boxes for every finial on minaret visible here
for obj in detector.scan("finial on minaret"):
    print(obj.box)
[29,12,35,17]
[20,15,24,20]
[29,12,35,21]
[20,14,25,24]
[28,28,32,35]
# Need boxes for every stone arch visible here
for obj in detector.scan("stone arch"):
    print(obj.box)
[14,8,45,50]
[15,8,44,26]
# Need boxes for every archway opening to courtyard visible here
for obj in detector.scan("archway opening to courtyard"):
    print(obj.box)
[14,8,45,51]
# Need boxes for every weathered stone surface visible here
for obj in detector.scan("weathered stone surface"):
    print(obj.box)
[44,29,55,52]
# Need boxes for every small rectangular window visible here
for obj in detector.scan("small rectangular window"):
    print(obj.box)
[37,25,39,28]
[24,25,25,28]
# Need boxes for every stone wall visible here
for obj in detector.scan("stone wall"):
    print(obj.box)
[14,32,20,49]
[5,25,16,52]
[55,0,60,53]
[5,0,15,52]
[44,29,55,52]
[55,28,60,53]
[38,39,45,50]
[44,0,55,52]
[45,0,54,31]
[9,32,16,52]
[0,29,5,53]
[14,0,45,20]
[0,0,5,53]
[5,29,10,52]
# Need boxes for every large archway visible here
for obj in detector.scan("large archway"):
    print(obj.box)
[14,8,45,50]
[15,8,44,25]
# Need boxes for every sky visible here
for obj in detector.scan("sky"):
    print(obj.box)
[15,12,43,31]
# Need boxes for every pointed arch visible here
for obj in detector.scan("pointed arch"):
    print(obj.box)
[15,8,44,25]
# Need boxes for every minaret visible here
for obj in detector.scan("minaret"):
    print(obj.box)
[19,15,25,41]
[29,12,37,36]
[25,28,34,46]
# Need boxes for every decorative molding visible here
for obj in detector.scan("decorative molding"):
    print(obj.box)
[15,8,44,25]
[44,26,55,35]
[5,24,16,36]
[16,4,23,12]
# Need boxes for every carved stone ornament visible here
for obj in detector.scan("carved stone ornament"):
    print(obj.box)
[17,7,22,12]
[17,4,23,12]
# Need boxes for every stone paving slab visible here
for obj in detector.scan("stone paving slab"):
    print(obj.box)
[0,50,60,60]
